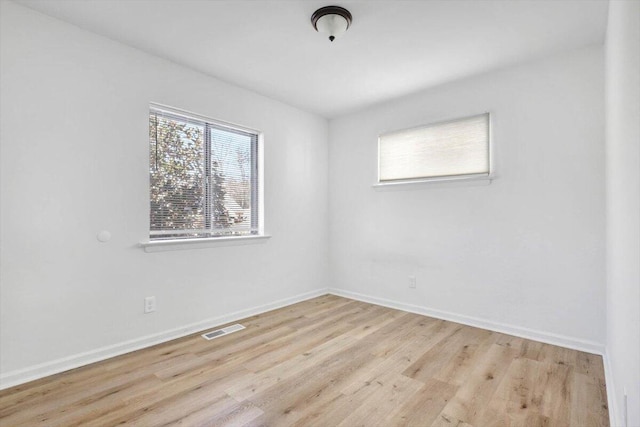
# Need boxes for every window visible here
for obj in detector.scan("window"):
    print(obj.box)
[378,113,490,183]
[149,105,260,241]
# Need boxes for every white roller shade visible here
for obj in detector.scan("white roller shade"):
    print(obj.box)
[379,113,490,182]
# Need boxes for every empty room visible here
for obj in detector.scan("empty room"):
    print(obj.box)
[0,0,638,426]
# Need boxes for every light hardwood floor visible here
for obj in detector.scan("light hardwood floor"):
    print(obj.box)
[0,295,609,426]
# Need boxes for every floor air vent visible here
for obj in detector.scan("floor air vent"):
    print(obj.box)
[201,324,245,340]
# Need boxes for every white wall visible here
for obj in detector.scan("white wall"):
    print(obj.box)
[329,46,606,351]
[0,1,329,384]
[605,1,640,425]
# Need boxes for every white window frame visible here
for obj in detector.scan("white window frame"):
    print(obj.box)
[140,103,267,252]
[374,112,494,188]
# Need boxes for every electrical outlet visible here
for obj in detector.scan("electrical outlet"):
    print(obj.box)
[144,296,156,313]
[409,275,416,288]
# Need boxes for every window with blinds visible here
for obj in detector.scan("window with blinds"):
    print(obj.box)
[378,113,490,183]
[149,106,259,240]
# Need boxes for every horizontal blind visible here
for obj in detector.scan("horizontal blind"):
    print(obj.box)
[149,106,258,240]
[379,113,490,182]
[149,110,206,234]
[208,125,259,236]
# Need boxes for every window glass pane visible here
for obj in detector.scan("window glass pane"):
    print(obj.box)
[150,113,206,234]
[149,106,259,241]
[379,113,489,181]
[209,126,254,235]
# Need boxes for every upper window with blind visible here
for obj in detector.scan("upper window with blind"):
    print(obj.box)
[149,105,260,241]
[378,113,490,184]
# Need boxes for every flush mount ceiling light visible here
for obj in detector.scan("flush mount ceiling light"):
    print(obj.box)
[311,6,353,42]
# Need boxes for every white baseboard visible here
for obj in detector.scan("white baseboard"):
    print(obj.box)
[0,288,329,390]
[1,286,609,397]
[328,288,605,355]
[603,352,621,427]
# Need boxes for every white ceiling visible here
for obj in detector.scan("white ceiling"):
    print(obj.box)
[16,0,608,118]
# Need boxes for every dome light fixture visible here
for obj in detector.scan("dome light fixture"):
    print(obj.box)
[311,6,353,42]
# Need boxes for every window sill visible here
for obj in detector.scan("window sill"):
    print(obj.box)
[373,174,493,190]
[139,234,271,253]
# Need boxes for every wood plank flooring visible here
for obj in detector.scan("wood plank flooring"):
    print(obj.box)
[0,295,609,426]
